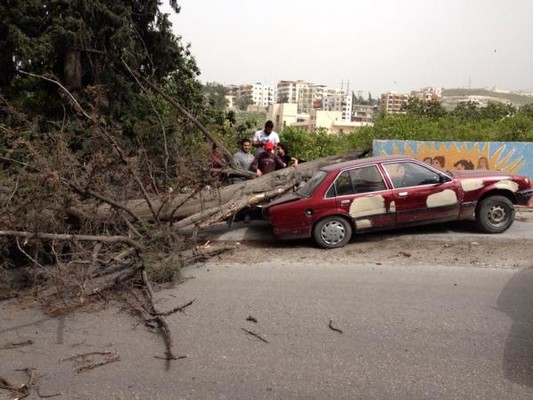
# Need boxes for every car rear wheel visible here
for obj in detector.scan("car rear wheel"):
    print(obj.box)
[313,216,353,249]
[475,195,515,233]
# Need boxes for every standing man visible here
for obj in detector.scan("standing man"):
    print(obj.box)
[233,138,255,171]
[252,120,280,154]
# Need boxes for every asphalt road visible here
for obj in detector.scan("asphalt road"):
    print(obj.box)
[1,210,533,399]
[2,261,533,399]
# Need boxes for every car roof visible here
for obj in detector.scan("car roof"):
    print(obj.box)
[321,155,415,172]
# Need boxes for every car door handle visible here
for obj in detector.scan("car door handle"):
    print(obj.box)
[340,200,351,204]
[398,191,409,197]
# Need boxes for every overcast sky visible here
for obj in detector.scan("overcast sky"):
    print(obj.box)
[163,0,533,96]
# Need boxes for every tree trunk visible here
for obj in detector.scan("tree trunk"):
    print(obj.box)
[63,48,82,89]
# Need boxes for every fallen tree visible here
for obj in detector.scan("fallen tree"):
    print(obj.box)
[94,148,371,229]
[0,68,370,363]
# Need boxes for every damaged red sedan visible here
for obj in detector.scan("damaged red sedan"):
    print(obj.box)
[265,155,533,248]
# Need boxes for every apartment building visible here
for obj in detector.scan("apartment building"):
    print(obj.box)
[352,104,377,123]
[276,80,311,112]
[227,83,277,107]
[381,87,443,114]
[380,92,410,114]
[276,80,302,104]
[323,94,353,121]
[277,80,345,114]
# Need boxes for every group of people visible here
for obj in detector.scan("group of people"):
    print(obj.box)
[232,120,298,177]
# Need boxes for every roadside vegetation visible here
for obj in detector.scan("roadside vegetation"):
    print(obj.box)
[218,99,533,162]
[275,100,533,161]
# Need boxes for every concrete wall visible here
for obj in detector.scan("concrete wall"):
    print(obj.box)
[373,140,533,179]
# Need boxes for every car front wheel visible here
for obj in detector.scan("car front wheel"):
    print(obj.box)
[313,216,353,249]
[475,195,515,233]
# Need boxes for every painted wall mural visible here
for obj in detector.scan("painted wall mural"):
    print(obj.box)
[373,140,533,179]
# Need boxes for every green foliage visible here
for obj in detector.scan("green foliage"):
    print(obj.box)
[402,99,447,119]
[1,0,201,120]
[202,82,228,110]
[280,127,356,161]
[235,95,253,111]
[278,101,533,161]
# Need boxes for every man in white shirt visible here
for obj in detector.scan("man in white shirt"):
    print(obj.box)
[252,120,280,154]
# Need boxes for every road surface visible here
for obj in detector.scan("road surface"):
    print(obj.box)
[1,211,533,399]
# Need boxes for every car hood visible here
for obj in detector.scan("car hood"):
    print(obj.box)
[264,192,303,209]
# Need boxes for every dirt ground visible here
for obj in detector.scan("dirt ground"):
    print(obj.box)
[212,237,531,270]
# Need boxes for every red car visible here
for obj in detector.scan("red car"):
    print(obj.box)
[265,155,533,248]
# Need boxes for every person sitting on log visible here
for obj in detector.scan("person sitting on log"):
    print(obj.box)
[275,142,299,169]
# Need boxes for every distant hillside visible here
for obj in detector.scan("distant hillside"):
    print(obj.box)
[442,88,533,109]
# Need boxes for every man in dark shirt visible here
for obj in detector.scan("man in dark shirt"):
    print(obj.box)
[249,142,286,176]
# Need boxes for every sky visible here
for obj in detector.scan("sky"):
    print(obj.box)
[162,0,533,96]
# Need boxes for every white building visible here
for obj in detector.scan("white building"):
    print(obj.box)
[277,80,345,114]
[227,83,277,108]
[323,94,353,121]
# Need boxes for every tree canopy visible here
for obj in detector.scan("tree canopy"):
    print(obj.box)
[0,0,224,190]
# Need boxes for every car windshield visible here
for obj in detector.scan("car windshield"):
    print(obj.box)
[297,170,328,197]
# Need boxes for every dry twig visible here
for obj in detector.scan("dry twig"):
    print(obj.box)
[0,340,34,350]
[328,320,343,334]
[241,328,269,344]
[61,350,120,373]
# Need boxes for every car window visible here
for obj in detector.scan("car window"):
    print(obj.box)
[349,165,387,193]
[329,166,387,197]
[298,170,328,197]
[384,162,441,188]
[334,171,354,196]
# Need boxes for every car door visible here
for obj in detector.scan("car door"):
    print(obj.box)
[331,165,396,231]
[382,161,460,226]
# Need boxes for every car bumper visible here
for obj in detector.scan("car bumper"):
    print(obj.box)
[516,189,533,206]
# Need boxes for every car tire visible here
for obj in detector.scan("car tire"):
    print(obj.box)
[475,195,515,233]
[313,216,353,249]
